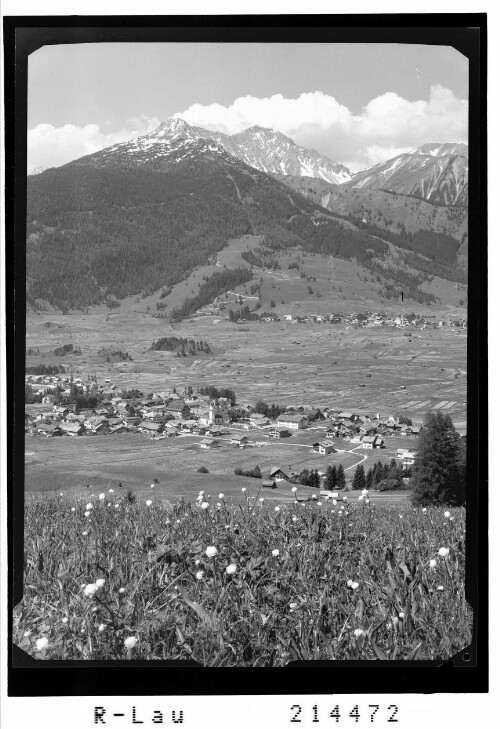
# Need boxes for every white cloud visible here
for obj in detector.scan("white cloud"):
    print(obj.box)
[27,116,160,170]
[177,85,467,169]
[177,91,353,136]
[28,85,467,171]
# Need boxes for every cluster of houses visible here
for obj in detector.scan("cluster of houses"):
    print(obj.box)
[193,298,467,329]
[25,370,425,447]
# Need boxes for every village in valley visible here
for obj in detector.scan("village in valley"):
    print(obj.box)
[15,37,476,668]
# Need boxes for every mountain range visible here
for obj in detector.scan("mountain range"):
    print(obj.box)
[26,117,468,312]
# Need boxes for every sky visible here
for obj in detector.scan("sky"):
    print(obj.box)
[28,43,468,171]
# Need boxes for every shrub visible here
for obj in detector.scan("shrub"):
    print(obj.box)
[197,466,209,474]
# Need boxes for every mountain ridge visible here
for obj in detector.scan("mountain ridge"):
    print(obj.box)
[26,119,467,313]
[349,143,468,207]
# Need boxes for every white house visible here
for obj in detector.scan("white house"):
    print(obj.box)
[277,414,308,430]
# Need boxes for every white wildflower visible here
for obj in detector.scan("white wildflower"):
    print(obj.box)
[205,546,218,558]
[36,637,49,651]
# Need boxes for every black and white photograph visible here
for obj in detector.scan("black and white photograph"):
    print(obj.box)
[4,14,487,700]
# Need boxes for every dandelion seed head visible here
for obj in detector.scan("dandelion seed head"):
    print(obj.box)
[109,489,114,493]
[399,612,405,619]
[343,496,347,502]
[437,585,444,591]
[422,508,427,513]
[201,502,209,510]
[358,495,364,501]
[219,493,224,499]
[99,493,105,501]
[62,617,68,624]
[71,507,76,512]
[347,579,353,587]
[84,511,90,517]
[95,578,105,588]
[84,583,98,596]
[353,628,365,638]
[82,531,88,536]
[195,570,204,580]
[444,511,451,518]
[36,637,49,651]
[291,487,297,493]
[259,497,264,503]
[124,636,138,649]
[146,500,152,506]
[85,503,93,510]
[205,546,218,558]
[119,587,126,593]
[429,558,437,568]
[272,549,280,557]
[98,623,106,632]
[438,547,449,557]
[351,581,359,590]
[23,630,31,637]
[274,506,280,512]
[226,564,237,575]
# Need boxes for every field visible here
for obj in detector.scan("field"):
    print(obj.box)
[25,283,466,498]
[14,493,471,664]
[27,428,423,503]
[26,312,466,419]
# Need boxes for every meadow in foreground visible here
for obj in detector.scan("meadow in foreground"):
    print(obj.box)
[14,489,471,665]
